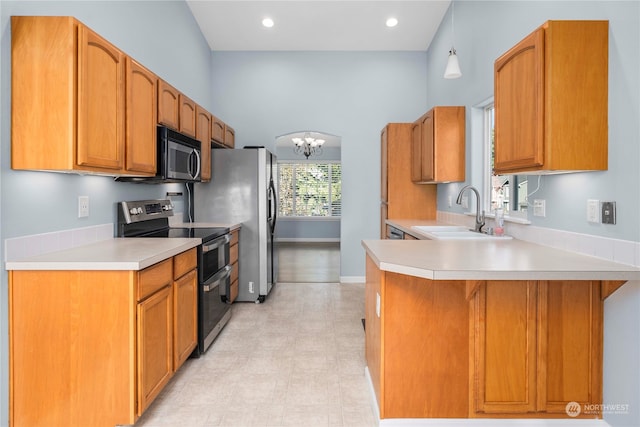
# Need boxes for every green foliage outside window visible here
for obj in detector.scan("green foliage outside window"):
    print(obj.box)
[278,163,341,217]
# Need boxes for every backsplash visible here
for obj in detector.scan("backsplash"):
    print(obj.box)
[4,223,114,263]
[437,211,640,268]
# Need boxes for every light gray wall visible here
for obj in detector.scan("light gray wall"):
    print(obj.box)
[427,2,640,426]
[430,1,639,243]
[276,218,341,241]
[210,51,428,278]
[0,2,213,425]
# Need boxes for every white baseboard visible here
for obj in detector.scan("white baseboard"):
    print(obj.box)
[275,238,340,243]
[340,276,365,283]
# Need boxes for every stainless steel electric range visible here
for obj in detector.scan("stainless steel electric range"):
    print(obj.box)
[117,199,232,356]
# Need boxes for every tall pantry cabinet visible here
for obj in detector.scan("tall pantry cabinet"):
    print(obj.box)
[381,124,437,238]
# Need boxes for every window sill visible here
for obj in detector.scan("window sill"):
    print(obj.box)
[463,211,531,225]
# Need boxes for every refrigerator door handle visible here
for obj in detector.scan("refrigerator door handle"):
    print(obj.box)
[268,179,277,233]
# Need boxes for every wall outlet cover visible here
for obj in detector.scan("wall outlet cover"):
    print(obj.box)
[533,199,546,217]
[602,201,616,224]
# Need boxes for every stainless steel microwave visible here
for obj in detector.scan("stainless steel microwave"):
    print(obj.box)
[158,126,202,182]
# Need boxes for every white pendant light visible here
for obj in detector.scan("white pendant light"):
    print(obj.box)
[443,2,462,79]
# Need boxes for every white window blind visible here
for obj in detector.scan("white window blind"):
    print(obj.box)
[278,162,341,217]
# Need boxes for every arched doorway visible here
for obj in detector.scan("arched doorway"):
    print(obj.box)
[274,131,341,283]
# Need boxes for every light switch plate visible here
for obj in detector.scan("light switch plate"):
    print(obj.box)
[602,201,616,224]
[533,199,545,217]
[587,199,599,223]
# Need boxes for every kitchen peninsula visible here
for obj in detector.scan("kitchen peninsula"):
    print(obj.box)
[361,237,640,422]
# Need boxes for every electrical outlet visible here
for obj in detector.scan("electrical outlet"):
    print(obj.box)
[602,201,616,224]
[587,199,599,223]
[533,199,546,217]
[78,196,89,218]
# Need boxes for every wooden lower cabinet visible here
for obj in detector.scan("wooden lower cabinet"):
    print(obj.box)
[365,255,604,421]
[229,229,240,302]
[471,280,603,418]
[365,256,469,418]
[137,285,173,415]
[8,248,198,427]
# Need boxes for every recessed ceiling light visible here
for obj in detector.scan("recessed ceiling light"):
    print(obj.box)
[386,17,398,28]
[262,17,274,28]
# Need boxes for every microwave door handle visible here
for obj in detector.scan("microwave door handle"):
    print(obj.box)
[193,149,201,179]
[202,234,230,253]
[203,265,232,292]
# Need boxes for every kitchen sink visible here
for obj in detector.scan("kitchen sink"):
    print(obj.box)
[410,225,512,240]
[411,225,468,233]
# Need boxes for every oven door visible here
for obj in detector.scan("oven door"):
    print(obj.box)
[199,265,232,353]
[200,234,230,283]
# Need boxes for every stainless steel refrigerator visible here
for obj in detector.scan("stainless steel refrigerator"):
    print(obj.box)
[194,147,278,303]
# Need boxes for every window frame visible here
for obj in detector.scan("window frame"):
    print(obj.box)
[277,160,342,219]
[481,98,530,223]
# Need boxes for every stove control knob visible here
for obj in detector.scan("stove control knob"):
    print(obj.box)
[162,204,172,211]
[137,207,144,214]
[129,208,137,215]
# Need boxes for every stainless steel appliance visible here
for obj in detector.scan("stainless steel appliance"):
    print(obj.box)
[195,147,278,303]
[116,126,201,183]
[117,199,231,355]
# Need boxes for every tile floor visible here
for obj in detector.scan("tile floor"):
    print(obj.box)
[133,282,376,427]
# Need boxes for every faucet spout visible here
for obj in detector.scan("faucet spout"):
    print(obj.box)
[456,185,486,233]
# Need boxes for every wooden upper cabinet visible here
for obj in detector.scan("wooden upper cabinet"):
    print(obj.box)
[11,16,133,174]
[125,58,157,175]
[224,124,236,149]
[76,26,125,171]
[381,123,437,238]
[196,106,212,181]
[411,106,465,184]
[211,115,225,145]
[494,20,608,174]
[157,80,180,130]
[179,94,197,138]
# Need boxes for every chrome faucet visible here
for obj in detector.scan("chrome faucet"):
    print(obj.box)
[456,185,486,233]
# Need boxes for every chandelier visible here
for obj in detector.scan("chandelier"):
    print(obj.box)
[292,132,325,159]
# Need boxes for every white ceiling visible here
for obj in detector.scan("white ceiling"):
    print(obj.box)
[186,0,451,51]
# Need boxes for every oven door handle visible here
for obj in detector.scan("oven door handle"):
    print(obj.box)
[203,265,231,292]
[202,234,230,253]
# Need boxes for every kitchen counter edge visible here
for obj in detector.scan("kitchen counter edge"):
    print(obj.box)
[362,238,640,282]
[5,238,201,271]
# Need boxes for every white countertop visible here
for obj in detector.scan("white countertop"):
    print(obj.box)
[5,238,201,271]
[362,238,640,281]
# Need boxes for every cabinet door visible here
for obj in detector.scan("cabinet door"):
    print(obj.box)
[157,80,180,130]
[76,25,125,171]
[538,281,602,414]
[179,94,197,138]
[380,126,389,203]
[125,58,157,174]
[418,111,435,181]
[410,122,422,183]
[474,281,537,414]
[196,106,212,181]
[211,116,225,145]
[174,269,198,370]
[224,125,235,148]
[494,28,545,173]
[137,286,173,415]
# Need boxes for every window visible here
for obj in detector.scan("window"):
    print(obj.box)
[278,162,341,217]
[484,103,528,219]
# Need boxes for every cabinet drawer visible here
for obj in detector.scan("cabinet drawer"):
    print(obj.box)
[138,259,172,301]
[173,248,197,279]
[230,230,239,246]
[230,261,239,284]
[229,280,239,303]
[230,242,239,264]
